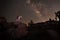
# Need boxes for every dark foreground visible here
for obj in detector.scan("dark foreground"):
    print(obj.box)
[0,16,60,40]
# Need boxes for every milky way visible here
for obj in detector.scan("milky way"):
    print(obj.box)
[1,0,60,23]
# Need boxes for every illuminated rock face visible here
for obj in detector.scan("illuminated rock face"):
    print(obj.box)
[15,16,22,25]
[16,16,22,23]
[8,16,28,38]
[14,16,28,38]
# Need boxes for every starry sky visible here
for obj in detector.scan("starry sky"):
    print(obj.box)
[0,0,60,23]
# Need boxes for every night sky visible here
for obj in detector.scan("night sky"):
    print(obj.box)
[0,0,60,23]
